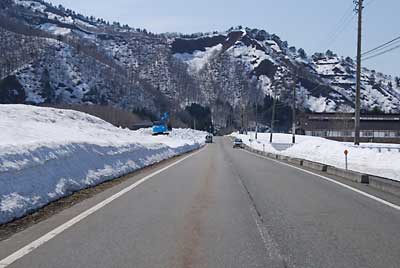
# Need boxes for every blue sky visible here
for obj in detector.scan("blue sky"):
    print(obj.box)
[48,0,399,77]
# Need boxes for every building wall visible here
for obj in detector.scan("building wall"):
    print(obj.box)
[305,130,400,138]
[299,113,400,144]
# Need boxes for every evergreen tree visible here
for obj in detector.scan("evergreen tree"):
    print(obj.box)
[298,48,307,59]
[185,104,212,131]
[325,50,335,57]
[40,69,54,103]
[371,106,384,115]
[395,77,400,87]
[345,56,354,64]
[388,81,393,89]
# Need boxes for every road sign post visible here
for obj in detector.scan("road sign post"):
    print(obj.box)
[344,149,349,170]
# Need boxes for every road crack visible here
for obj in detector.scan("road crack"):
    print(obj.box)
[221,139,292,268]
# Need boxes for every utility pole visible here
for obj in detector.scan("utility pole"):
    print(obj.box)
[292,81,297,144]
[255,96,259,140]
[241,104,244,133]
[270,88,278,143]
[354,0,364,145]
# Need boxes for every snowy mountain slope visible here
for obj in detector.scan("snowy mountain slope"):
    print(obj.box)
[1,0,399,129]
[312,54,400,112]
[0,104,206,224]
[0,0,174,112]
[173,29,400,113]
[14,38,158,110]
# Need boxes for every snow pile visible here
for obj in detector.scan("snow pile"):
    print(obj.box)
[231,132,400,182]
[0,105,206,224]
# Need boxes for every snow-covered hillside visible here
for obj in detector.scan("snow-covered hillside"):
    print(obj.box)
[1,0,400,131]
[231,132,400,182]
[173,30,400,114]
[0,105,206,224]
[312,54,400,113]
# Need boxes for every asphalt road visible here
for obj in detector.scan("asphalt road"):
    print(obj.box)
[1,137,400,268]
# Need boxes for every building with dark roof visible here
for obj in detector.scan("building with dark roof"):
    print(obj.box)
[297,113,400,143]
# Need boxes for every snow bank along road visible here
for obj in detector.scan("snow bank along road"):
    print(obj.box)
[0,137,399,268]
[0,105,206,225]
[232,132,400,182]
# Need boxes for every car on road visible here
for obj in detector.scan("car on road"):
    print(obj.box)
[205,134,213,143]
[233,138,244,148]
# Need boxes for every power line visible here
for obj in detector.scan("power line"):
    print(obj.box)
[326,15,356,47]
[321,4,356,49]
[363,43,400,61]
[322,0,376,58]
[364,0,376,8]
[362,35,400,57]
[309,1,379,105]
[359,0,400,61]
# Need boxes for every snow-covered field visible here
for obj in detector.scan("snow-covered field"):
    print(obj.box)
[0,105,206,224]
[231,132,400,182]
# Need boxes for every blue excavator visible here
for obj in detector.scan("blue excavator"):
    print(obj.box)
[152,112,170,135]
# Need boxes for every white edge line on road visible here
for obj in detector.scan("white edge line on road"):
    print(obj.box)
[242,149,400,211]
[0,146,206,268]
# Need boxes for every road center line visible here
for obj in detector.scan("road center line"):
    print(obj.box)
[0,146,206,268]
[242,149,400,211]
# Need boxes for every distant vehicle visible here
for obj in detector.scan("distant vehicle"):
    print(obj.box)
[233,138,244,148]
[152,112,170,135]
[205,134,213,143]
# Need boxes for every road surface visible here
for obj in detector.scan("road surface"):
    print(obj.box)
[1,137,399,268]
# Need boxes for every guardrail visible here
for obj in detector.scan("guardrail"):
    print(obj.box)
[349,145,400,153]
[242,143,400,198]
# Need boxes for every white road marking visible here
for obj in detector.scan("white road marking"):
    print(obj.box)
[0,147,206,268]
[242,149,400,211]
